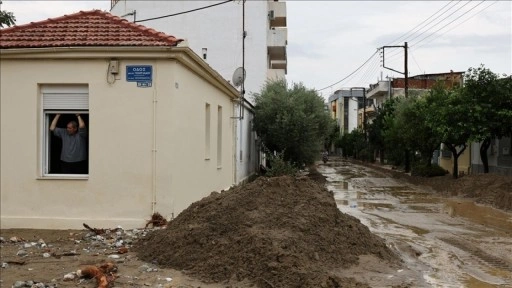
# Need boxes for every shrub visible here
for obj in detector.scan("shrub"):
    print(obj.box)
[265,150,298,177]
[411,163,448,177]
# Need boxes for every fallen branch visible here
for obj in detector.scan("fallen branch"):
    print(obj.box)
[83,223,106,235]
[82,223,122,235]
[145,212,168,228]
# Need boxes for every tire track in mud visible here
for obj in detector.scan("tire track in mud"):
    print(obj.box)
[324,159,512,287]
[439,237,512,285]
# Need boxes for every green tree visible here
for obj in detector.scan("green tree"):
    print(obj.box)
[382,102,407,167]
[461,65,512,173]
[325,120,340,153]
[424,84,470,178]
[252,79,332,166]
[367,98,397,164]
[393,94,441,166]
[0,1,16,28]
[338,129,366,159]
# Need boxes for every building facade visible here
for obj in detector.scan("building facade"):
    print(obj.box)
[0,10,239,229]
[328,89,369,135]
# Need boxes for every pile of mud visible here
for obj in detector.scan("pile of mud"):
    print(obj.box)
[136,175,399,287]
[454,173,512,211]
[359,160,512,212]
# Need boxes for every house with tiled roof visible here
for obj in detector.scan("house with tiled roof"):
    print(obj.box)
[0,10,239,229]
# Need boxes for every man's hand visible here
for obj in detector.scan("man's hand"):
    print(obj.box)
[76,113,86,129]
[50,114,61,131]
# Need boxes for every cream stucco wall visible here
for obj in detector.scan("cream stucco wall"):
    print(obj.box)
[438,145,471,176]
[0,47,237,229]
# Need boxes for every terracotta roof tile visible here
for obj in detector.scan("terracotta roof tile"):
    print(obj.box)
[0,10,183,49]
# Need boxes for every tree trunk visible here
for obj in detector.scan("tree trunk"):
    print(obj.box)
[449,146,459,179]
[380,148,385,164]
[480,137,491,173]
[404,149,410,173]
[446,143,467,179]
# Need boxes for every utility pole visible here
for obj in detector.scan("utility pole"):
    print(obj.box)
[380,42,408,98]
[404,42,408,98]
[380,42,410,172]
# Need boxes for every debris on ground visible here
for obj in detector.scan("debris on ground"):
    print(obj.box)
[144,212,168,228]
[136,175,400,287]
[75,262,118,288]
[1,227,157,288]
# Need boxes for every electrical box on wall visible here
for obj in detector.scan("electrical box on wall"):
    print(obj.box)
[109,60,119,74]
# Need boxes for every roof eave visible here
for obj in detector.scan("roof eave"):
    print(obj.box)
[0,45,239,99]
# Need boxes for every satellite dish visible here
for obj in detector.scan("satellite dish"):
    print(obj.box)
[232,67,246,87]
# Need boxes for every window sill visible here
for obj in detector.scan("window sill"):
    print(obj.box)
[205,158,210,161]
[217,166,222,170]
[37,175,89,180]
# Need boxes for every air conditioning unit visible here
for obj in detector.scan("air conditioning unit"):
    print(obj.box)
[268,10,275,20]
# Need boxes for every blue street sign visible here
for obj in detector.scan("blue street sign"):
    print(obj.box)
[126,65,152,82]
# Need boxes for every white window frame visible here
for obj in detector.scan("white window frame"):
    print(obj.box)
[205,103,211,160]
[40,85,89,178]
[42,111,89,177]
[217,105,223,168]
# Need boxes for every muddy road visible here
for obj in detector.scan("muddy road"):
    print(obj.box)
[318,157,512,287]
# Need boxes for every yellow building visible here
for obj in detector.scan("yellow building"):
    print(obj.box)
[1,10,239,229]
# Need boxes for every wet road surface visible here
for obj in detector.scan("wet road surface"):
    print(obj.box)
[318,158,512,287]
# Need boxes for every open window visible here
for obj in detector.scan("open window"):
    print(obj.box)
[41,85,89,176]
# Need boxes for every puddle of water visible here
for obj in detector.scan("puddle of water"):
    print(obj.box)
[335,199,348,206]
[462,274,509,288]
[372,215,431,236]
[359,202,394,210]
[442,199,512,232]
[408,205,440,213]
[331,181,350,190]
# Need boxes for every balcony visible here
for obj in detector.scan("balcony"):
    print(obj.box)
[269,59,287,73]
[268,1,287,28]
[267,28,287,61]
[366,80,389,99]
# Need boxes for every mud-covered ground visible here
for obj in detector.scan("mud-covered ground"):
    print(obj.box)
[1,160,510,288]
[357,160,512,212]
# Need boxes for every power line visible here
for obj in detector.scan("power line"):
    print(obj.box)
[135,0,234,23]
[409,50,423,74]
[413,1,498,51]
[385,1,483,63]
[385,1,468,61]
[406,1,473,45]
[385,0,493,76]
[357,55,381,86]
[316,50,379,92]
[411,1,488,49]
[385,0,458,46]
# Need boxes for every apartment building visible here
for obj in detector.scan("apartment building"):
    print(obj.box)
[366,71,464,109]
[328,89,368,134]
[110,0,287,183]
[110,0,287,99]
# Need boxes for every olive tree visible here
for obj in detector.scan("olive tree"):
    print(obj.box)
[252,80,332,166]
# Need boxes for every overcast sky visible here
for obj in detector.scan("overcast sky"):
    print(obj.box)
[2,1,510,99]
